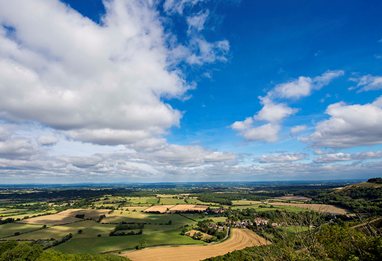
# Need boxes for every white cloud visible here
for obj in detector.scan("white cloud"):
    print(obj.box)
[231,97,296,142]
[351,75,382,91]
[234,123,280,142]
[0,0,228,146]
[269,70,344,100]
[163,0,204,15]
[256,97,297,123]
[37,134,59,146]
[232,71,343,143]
[290,125,307,135]
[258,153,307,163]
[314,151,382,163]
[0,138,36,159]
[186,38,230,65]
[187,11,209,32]
[306,96,382,148]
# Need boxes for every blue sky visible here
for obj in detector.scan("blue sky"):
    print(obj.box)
[0,0,382,183]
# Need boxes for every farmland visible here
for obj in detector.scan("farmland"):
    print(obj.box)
[0,180,380,260]
[123,229,269,261]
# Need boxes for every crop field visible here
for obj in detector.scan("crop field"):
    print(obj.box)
[232,200,264,205]
[269,202,347,215]
[127,197,159,205]
[231,203,306,212]
[0,182,360,259]
[7,220,115,240]
[54,224,203,254]
[143,205,174,213]
[274,196,312,202]
[158,197,186,205]
[122,229,270,261]
[230,200,346,214]
[144,204,208,213]
[21,209,110,225]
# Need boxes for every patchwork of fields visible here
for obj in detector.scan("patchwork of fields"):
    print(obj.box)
[123,229,269,261]
[0,190,351,259]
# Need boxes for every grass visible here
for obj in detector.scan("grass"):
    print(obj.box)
[54,229,204,254]
[231,204,306,213]
[185,197,204,204]
[158,197,186,205]
[7,220,116,240]
[0,223,43,238]
[127,197,159,205]
[51,211,202,254]
[231,200,263,205]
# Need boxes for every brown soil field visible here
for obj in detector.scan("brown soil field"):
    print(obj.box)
[122,228,269,261]
[143,205,174,213]
[269,202,347,215]
[21,209,110,225]
[169,204,208,212]
[274,196,312,202]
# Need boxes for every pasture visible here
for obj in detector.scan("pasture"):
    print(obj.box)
[122,229,270,261]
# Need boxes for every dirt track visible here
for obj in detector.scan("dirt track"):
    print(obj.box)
[122,229,269,261]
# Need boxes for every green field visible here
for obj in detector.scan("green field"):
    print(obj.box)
[0,223,43,238]
[126,197,159,205]
[53,214,204,254]
[158,197,186,205]
[231,204,307,212]
[7,221,115,240]
[54,229,204,254]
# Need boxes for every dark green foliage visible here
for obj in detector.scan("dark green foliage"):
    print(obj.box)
[368,178,382,184]
[205,224,382,261]
[312,186,382,215]
[45,233,73,248]
[196,219,226,240]
[109,223,144,236]
[115,223,144,230]
[197,194,233,205]
[0,242,43,261]
[0,218,15,224]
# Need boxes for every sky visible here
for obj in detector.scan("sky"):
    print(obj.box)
[0,0,382,183]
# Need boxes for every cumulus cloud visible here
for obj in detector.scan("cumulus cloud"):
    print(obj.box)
[0,0,228,146]
[314,151,382,163]
[0,138,37,159]
[231,98,296,142]
[232,71,342,142]
[255,97,297,123]
[268,70,344,100]
[290,125,307,135]
[350,75,382,91]
[305,96,382,148]
[233,122,280,142]
[258,153,307,163]
[37,134,59,146]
